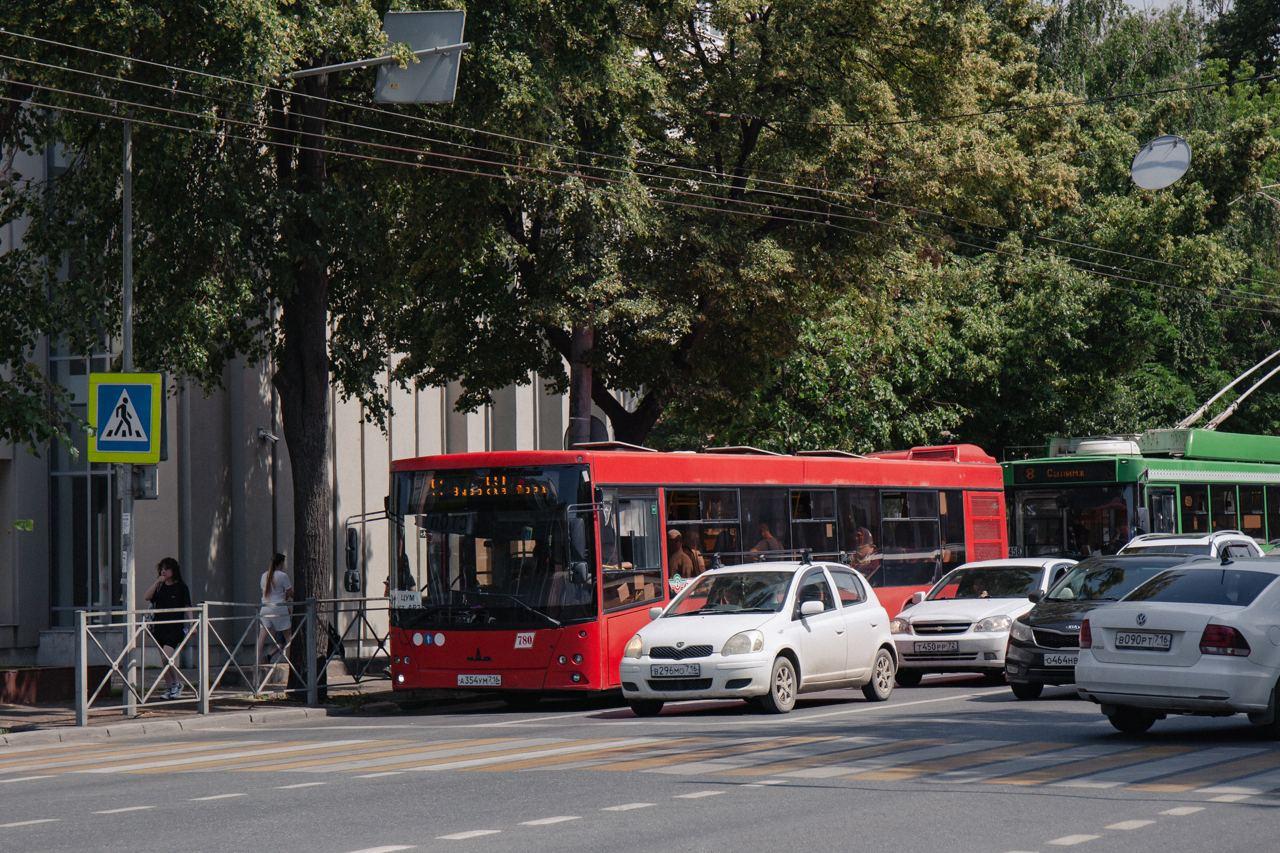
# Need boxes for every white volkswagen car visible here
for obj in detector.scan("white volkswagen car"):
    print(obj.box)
[619,560,896,716]
[890,558,1076,686]
[1076,558,1280,735]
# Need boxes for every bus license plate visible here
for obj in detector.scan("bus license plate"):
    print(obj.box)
[1115,631,1172,651]
[457,674,502,687]
[1043,654,1077,667]
[913,641,959,654]
[650,664,700,678]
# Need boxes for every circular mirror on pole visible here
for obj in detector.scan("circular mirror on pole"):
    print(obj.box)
[1130,134,1192,190]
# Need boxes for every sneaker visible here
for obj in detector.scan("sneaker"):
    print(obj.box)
[166,684,182,700]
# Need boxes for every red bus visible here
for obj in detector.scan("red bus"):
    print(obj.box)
[387,444,1006,700]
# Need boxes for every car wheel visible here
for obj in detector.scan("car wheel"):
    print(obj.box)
[982,670,1007,686]
[862,649,896,702]
[895,669,923,688]
[1248,680,1280,739]
[1010,681,1043,701]
[628,700,664,718]
[758,656,798,714]
[1107,706,1157,735]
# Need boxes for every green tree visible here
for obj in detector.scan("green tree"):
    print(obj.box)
[1206,0,1280,76]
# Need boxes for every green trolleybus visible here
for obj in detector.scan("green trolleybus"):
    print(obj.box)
[1005,430,1280,558]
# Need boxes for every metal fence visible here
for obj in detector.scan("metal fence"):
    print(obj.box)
[74,597,391,726]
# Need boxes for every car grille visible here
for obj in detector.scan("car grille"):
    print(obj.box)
[649,645,713,660]
[912,622,972,635]
[646,678,713,691]
[1033,629,1080,650]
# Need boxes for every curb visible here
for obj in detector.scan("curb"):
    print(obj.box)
[0,706,335,746]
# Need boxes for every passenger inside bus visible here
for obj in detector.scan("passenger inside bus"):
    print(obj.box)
[669,529,695,576]
[749,521,784,556]
[850,526,882,578]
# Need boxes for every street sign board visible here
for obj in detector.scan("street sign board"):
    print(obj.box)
[88,372,163,463]
[374,10,466,104]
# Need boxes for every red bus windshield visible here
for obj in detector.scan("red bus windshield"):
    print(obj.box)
[392,465,598,629]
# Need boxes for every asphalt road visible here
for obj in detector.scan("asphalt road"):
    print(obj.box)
[3,676,1279,853]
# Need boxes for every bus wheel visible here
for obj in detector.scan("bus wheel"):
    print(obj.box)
[501,692,541,711]
[895,669,923,688]
[861,649,895,702]
[1010,681,1043,700]
[759,656,798,714]
[629,700,664,717]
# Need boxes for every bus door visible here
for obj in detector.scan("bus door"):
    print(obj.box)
[1146,487,1176,534]
[1013,492,1067,557]
[599,489,664,685]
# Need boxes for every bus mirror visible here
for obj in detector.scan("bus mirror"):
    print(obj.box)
[384,494,391,514]
[570,561,590,584]
[345,528,360,573]
[568,517,588,561]
[649,606,664,621]
[343,569,361,593]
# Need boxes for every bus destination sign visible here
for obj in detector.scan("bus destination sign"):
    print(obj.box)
[1013,460,1115,485]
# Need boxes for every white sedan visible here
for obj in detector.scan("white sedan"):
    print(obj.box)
[619,560,896,715]
[890,558,1076,686]
[1076,559,1280,735]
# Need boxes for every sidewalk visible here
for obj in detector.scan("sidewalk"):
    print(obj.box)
[0,676,402,745]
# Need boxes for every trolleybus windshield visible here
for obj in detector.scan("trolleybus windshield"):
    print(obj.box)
[392,465,597,628]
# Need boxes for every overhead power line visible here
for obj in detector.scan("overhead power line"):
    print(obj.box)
[708,71,1280,129]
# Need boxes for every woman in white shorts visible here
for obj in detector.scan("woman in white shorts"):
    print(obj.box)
[256,553,294,669]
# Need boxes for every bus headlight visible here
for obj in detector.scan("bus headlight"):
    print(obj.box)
[1009,619,1034,642]
[975,615,1012,633]
[623,635,644,659]
[721,631,764,656]
[890,618,912,635]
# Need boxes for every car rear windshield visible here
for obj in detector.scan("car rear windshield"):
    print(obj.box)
[1124,569,1278,606]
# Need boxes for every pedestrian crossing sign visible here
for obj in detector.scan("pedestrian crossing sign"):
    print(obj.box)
[88,372,163,463]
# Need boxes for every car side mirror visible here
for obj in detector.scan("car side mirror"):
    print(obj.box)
[649,606,664,621]
[800,600,824,617]
[1028,590,1043,603]
[909,591,926,606]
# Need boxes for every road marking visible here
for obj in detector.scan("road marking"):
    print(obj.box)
[1132,748,1280,793]
[0,819,59,828]
[1209,794,1251,803]
[602,802,655,811]
[82,739,371,774]
[277,782,327,789]
[190,793,246,801]
[0,775,55,784]
[1060,746,1267,788]
[0,740,264,775]
[1047,835,1100,846]
[791,690,1003,722]
[520,816,581,826]
[93,806,156,815]
[1162,806,1205,816]
[425,738,658,773]
[989,745,1191,786]
[484,710,602,727]
[463,737,675,773]
[719,738,928,778]
[246,737,501,773]
[293,738,555,774]
[437,830,502,840]
[356,772,404,779]
[1106,820,1154,831]
[601,736,825,773]
[346,846,417,853]
[673,790,724,799]
[854,741,1064,782]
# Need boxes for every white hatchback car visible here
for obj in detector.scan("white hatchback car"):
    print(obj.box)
[1076,559,1280,735]
[890,558,1076,686]
[619,560,896,715]
[1119,531,1263,559]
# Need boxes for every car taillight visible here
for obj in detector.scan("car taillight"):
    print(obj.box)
[1200,624,1251,657]
[1079,619,1092,648]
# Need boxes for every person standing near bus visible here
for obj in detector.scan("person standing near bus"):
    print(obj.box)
[257,553,294,670]
[144,557,192,699]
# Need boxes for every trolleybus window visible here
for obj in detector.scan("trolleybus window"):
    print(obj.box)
[1211,484,1239,531]
[1181,484,1209,534]
[1241,486,1265,539]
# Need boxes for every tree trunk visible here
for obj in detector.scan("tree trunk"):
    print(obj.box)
[568,322,594,447]
[272,74,332,606]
